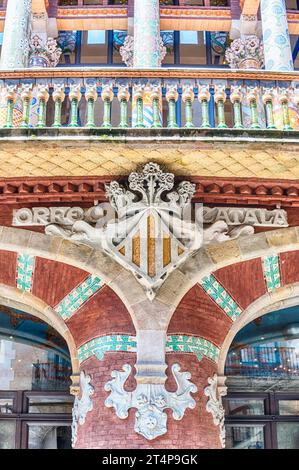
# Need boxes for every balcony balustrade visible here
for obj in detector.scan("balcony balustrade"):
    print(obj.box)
[0,68,299,132]
[226,346,299,379]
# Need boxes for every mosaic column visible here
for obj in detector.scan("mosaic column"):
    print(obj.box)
[133,0,161,68]
[260,0,293,71]
[0,0,32,69]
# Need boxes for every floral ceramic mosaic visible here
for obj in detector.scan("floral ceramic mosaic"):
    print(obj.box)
[200,274,242,321]
[263,255,281,292]
[78,334,219,364]
[55,275,103,320]
[16,253,35,292]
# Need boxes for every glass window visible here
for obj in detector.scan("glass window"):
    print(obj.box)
[27,423,72,449]
[87,30,106,45]
[80,30,108,64]
[277,423,299,449]
[180,31,206,65]
[224,398,265,416]
[0,398,13,414]
[279,400,299,415]
[0,420,16,449]
[28,395,74,414]
[226,425,265,449]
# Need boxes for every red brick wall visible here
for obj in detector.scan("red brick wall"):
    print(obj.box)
[66,286,136,348]
[75,353,220,449]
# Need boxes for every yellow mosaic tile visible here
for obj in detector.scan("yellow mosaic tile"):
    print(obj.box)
[0,140,298,180]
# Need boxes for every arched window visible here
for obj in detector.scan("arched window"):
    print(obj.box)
[0,306,73,449]
[224,305,299,449]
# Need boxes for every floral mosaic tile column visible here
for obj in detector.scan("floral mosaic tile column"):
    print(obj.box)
[133,0,161,68]
[260,0,293,71]
[0,0,32,69]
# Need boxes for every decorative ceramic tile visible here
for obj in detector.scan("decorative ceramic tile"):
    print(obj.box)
[55,275,103,320]
[78,334,219,365]
[16,253,35,292]
[263,255,281,292]
[166,335,219,363]
[200,274,242,321]
[78,335,137,363]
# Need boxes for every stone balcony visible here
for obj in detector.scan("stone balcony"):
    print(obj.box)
[0,67,299,208]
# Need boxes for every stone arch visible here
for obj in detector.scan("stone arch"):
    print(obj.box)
[0,283,80,389]
[0,225,150,331]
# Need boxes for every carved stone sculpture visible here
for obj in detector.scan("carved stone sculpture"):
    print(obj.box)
[71,370,94,447]
[204,374,226,448]
[105,363,197,440]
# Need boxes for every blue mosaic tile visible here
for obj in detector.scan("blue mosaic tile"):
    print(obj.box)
[200,274,242,321]
[55,274,103,320]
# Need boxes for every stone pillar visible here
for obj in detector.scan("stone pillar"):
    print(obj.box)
[0,0,32,69]
[260,0,293,71]
[133,0,161,68]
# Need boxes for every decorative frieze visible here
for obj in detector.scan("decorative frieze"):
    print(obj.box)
[105,363,197,440]
[77,334,220,365]
[200,274,243,321]
[55,275,103,320]
[78,335,137,363]
[16,253,35,292]
[13,206,288,229]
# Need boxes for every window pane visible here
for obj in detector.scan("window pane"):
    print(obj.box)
[27,423,72,449]
[224,398,265,416]
[279,400,299,415]
[0,420,16,449]
[0,398,13,414]
[28,396,73,414]
[81,30,108,64]
[225,425,265,449]
[277,423,299,449]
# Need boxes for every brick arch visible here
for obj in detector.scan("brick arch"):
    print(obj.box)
[167,244,299,376]
[157,227,299,330]
[0,226,149,330]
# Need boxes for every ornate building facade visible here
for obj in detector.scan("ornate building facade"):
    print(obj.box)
[0,0,299,450]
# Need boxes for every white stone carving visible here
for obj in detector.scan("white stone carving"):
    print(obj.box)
[204,374,226,448]
[71,370,94,447]
[105,363,197,441]
[12,165,287,298]
[29,34,62,68]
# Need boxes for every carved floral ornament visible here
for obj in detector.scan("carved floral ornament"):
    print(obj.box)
[105,363,197,441]
[13,163,288,299]
[71,370,94,447]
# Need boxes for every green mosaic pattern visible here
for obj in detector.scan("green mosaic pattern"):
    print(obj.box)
[263,255,281,292]
[78,334,219,364]
[166,335,219,362]
[55,275,103,320]
[78,335,137,363]
[200,274,242,321]
[16,253,35,292]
